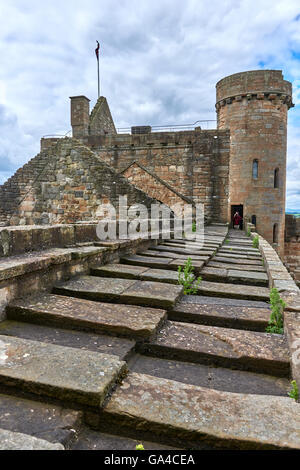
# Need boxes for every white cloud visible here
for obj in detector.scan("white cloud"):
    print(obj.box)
[0,0,300,207]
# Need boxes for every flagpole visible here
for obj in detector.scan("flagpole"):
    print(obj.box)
[96,41,100,98]
[97,56,100,98]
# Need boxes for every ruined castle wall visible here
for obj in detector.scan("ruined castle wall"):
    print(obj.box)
[284,214,300,286]
[0,139,159,226]
[80,129,230,223]
[216,70,293,256]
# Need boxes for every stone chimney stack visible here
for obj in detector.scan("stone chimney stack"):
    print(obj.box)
[70,96,90,138]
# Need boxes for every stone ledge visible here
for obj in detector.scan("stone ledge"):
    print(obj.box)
[0,428,64,450]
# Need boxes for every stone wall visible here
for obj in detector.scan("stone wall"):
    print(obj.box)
[216,70,293,256]
[121,162,192,214]
[0,138,159,227]
[284,214,300,286]
[78,129,230,224]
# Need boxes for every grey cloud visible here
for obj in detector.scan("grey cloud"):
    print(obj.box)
[0,0,300,207]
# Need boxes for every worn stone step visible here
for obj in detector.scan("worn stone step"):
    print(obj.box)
[200,267,268,286]
[169,299,270,331]
[7,294,166,340]
[72,427,180,450]
[151,245,213,257]
[53,276,183,309]
[213,256,263,266]
[129,354,290,396]
[0,335,127,407]
[137,250,209,262]
[91,264,181,285]
[0,429,64,450]
[196,280,270,301]
[0,320,134,360]
[100,372,300,450]
[166,240,220,248]
[208,261,266,272]
[160,242,215,254]
[219,249,261,258]
[0,392,82,448]
[140,321,289,376]
[181,294,270,309]
[216,251,261,260]
[221,245,260,253]
[121,254,206,272]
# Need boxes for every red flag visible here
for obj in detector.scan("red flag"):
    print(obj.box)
[95,41,100,60]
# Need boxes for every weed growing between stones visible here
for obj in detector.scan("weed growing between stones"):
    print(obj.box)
[265,288,285,334]
[288,380,299,401]
[252,235,259,249]
[192,221,196,233]
[247,228,251,237]
[178,257,202,295]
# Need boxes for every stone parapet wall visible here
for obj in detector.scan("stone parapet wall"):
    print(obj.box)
[0,138,159,227]
[79,129,230,224]
[251,230,300,396]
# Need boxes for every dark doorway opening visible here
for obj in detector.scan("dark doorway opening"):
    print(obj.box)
[231,205,244,230]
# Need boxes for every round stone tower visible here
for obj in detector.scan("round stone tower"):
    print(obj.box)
[216,70,293,254]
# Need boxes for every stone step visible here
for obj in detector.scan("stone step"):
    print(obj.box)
[216,251,261,260]
[150,245,214,257]
[208,261,266,272]
[0,320,135,360]
[0,429,64,450]
[200,267,268,286]
[72,427,180,450]
[0,392,82,448]
[7,294,166,340]
[166,240,220,248]
[169,299,270,331]
[129,354,290,396]
[140,321,289,376]
[137,250,209,262]
[160,242,215,254]
[0,335,127,407]
[214,256,263,266]
[100,372,300,450]
[91,264,181,285]
[181,294,270,309]
[196,280,270,301]
[221,245,260,253]
[219,249,261,258]
[53,276,183,309]
[121,254,206,272]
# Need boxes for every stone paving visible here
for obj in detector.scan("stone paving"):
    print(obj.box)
[0,226,299,450]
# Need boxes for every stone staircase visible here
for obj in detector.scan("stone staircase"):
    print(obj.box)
[0,226,300,450]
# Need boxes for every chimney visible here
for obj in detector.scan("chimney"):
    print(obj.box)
[70,96,90,138]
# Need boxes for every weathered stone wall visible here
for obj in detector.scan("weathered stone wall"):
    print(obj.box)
[0,139,160,226]
[89,97,116,136]
[284,214,300,286]
[216,70,293,256]
[121,162,192,213]
[78,129,230,223]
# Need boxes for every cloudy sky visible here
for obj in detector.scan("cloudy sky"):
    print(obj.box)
[0,0,300,209]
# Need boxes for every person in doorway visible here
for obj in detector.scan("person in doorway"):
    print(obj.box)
[233,211,242,230]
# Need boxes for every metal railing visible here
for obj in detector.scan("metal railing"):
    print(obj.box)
[42,120,217,139]
[116,120,217,134]
[42,130,72,139]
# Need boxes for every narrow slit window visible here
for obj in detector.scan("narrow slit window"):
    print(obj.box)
[273,224,278,244]
[251,215,256,226]
[252,160,258,179]
[274,168,279,188]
